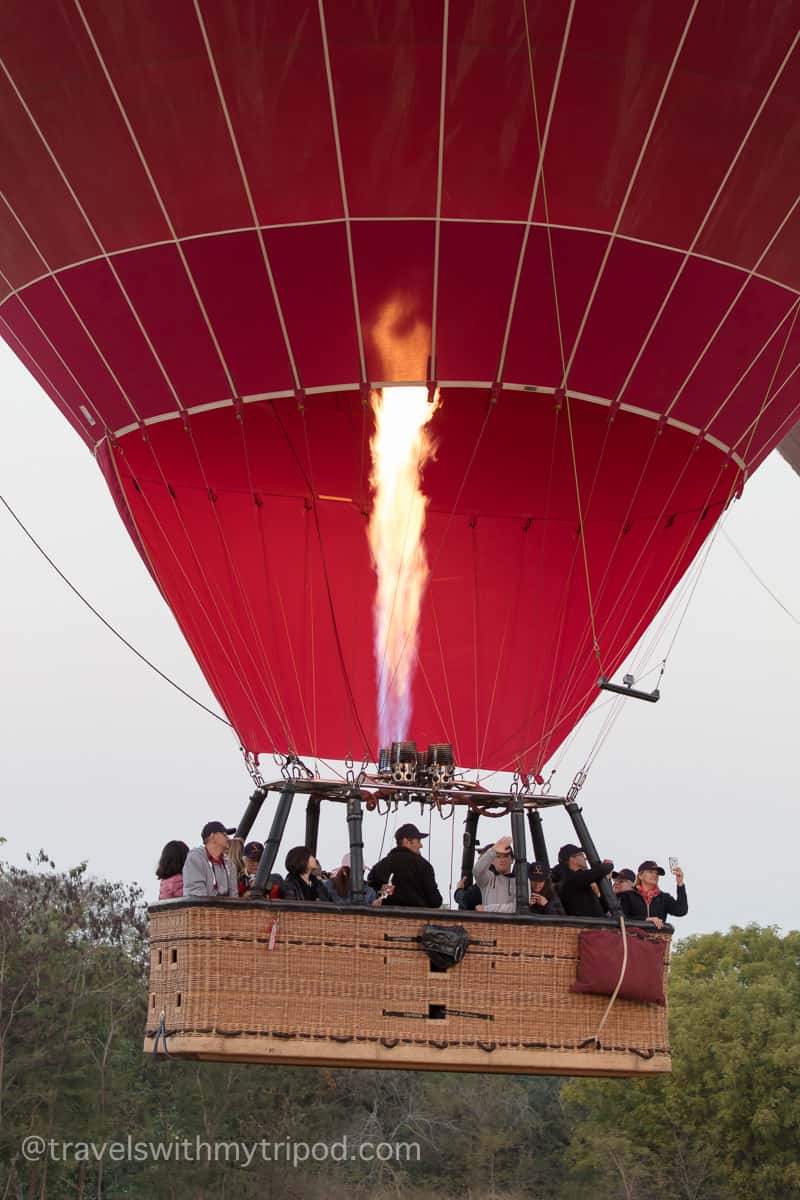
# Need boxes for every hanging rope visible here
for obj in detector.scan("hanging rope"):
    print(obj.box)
[448,802,457,907]
[721,530,800,627]
[580,914,629,1051]
[237,403,313,749]
[524,26,604,689]
[0,492,233,729]
[377,804,392,861]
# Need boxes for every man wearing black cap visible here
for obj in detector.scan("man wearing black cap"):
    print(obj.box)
[183,821,237,898]
[368,823,442,908]
[612,867,636,895]
[619,860,687,927]
[556,843,614,919]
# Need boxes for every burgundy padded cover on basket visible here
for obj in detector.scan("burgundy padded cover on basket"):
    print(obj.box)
[570,928,667,1005]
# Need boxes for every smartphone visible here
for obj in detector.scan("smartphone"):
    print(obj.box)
[668,856,680,873]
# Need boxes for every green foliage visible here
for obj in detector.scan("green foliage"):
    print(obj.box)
[0,854,797,1199]
[562,925,800,1200]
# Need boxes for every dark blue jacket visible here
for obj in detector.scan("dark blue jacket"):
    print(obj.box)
[619,884,688,922]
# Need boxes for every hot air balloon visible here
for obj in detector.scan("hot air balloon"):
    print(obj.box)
[1,0,798,1075]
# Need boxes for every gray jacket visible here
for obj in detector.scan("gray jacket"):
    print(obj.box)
[182,845,236,897]
[474,848,516,910]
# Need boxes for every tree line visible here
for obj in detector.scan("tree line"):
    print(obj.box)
[0,849,797,1199]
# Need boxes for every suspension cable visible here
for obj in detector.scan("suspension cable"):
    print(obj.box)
[0,491,233,728]
[722,530,800,627]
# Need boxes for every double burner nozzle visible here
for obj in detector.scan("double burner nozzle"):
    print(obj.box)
[377,742,455,787]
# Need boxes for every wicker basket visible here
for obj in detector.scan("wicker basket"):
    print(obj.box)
[145,899,671,1076]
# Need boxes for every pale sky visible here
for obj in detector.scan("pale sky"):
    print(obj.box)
[1,338,798,939]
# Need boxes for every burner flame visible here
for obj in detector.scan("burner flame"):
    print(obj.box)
[368,385,439,747]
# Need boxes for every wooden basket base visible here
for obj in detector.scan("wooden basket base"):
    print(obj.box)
[144,1031,670,1076]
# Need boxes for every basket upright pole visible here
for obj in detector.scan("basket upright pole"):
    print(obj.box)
[460,809,480,882]
[305,796,321,856]
[250,787,294,897]
[510,798,529,913]
[526,810,550,874]
[347,790,365,903]
[234,788,266,844]
[564,799,619,914]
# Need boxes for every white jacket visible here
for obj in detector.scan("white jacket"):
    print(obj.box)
[473,848,516,911]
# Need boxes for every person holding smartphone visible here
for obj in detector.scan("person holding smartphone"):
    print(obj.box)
[527,862,565,916]
[618,859,687,928]
[368,824,442,908]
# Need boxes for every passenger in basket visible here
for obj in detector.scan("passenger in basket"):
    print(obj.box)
[473,836,516,912]
[454,877,483,910]
[243,841,264,884]
[556,843,613,918]
[527,862,565,916]
[237,841,282,898]
[368,824,442,908]
[324,853,387,906]
[281,846,331,902]
[232,840,270,897]
[183,821,237,897]
[156,840,189,899]
[618,860,687,928]
[612,867,636,895]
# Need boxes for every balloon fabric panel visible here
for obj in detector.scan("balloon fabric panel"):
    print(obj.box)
[1,0,798,770]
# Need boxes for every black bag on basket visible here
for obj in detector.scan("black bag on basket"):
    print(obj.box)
[421,923,469,970]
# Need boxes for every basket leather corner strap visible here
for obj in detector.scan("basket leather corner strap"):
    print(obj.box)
[572,925,666,1054]
[152,1010,172,1060]
[421,923,470,970]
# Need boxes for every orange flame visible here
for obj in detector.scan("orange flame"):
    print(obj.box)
[368,293,430,381]
[368,385,439,747]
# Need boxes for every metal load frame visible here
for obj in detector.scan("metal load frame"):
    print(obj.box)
[233,776,619,916]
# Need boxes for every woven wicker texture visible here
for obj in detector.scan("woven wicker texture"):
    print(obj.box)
[147,903,670,1069]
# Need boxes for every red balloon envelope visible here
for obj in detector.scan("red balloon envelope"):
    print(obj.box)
[1,1,798,772]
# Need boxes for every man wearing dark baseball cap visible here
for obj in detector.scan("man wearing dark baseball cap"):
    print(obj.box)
[368,823,442,908]
[182,820,237,898]
[556,843,614,918]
